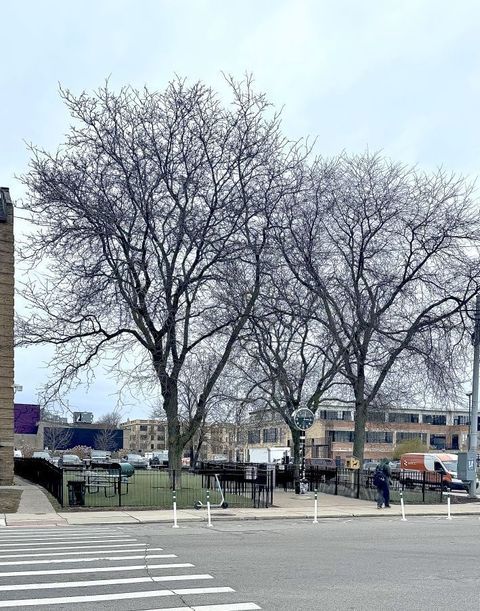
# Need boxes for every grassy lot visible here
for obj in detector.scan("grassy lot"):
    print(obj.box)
[62,469,254,510]
[0,489,22,513]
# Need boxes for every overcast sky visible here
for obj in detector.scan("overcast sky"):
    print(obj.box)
[3,0,480,420]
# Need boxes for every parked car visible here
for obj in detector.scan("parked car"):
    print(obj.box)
[59,454,84,469]
[90,450,112,467]
[362,461,380,472]
[32,451,51,460]
[13,449,23,458]
[122,454,149,469]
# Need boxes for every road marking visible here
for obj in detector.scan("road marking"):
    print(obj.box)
[145,605,261,611]
[0,553,176,566]
[0,538,134,547]
[0,574,214,591]
[0,533,130,540]
[0,544,154,557]
[0,586,235,607]
[0,562,194,577]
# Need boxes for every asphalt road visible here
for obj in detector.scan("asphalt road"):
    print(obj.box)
[0,516,479,610]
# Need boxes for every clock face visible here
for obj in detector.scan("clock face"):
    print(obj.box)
[292,408,315,431]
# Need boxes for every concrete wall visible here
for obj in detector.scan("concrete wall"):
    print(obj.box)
[0,188,14,484]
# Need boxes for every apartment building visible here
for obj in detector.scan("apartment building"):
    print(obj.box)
[121,419,168,453]
[245,405,471,463]
[120,418,242,461]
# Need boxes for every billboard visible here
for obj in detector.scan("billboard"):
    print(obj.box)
[14,404,40,435]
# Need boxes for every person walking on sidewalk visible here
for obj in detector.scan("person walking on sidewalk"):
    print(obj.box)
[373,460,392,508]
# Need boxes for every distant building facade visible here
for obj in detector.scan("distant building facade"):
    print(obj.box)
[245,405,471,463]
[121,419,168,453]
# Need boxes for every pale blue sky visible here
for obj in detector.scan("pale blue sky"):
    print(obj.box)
[3,0,480,419]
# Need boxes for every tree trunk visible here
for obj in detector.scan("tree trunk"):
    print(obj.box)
[167,417,183,489]
[290,426,302,494]
[352,398,367,463]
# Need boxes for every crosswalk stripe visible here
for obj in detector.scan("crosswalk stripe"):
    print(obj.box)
[0,543,148,558]
[0,553,176,566]
[0,546,163,559]
[0,574,213,591]
[0,586,235,607]
[0,562,194,577]
[0,538,134,547]
[145,605,261,611]
[0,533,129,540]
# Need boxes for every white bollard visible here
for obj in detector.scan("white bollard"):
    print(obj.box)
[446,492,452,520]
[313,488,318,524]
[400,491,407,521]
[206,490,213,527]
[172,490,179,528]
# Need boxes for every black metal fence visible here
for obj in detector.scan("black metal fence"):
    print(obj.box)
[14,458,274,509]
[196,462,275,508]
[14,458,64,506]
[275,464,445,504]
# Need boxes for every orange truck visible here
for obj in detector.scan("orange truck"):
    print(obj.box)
[400,453,467,491]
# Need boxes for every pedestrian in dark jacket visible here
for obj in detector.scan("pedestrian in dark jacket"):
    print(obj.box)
[379,458,392,507]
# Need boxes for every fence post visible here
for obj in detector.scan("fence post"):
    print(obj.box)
[313,489,318,524]
[356,469,360,499]
[335,469,338,496]
[118,467,122,508]
[422,471,426,503]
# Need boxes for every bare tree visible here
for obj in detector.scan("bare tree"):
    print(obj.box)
[94,427,119,451]
[43,425,73,452]
[281,153,480,461]
[238,272,345,484]
[96,409,123,427]
[18,77,305,481]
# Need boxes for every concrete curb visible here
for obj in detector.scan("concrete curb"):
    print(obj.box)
[1,506,479,527]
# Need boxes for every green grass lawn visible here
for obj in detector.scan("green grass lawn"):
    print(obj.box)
[62,470,254,510]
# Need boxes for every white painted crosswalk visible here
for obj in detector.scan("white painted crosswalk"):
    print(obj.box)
[0,526,261,610]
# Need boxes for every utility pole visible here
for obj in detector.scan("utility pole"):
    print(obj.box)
[468,294,480,498]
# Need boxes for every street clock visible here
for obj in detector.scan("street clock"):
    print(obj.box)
[292,407,315,431]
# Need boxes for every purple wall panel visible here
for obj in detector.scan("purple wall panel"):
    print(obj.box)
[14,404,40,434]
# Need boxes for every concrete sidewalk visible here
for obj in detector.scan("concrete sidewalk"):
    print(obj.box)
[1,479,479,527]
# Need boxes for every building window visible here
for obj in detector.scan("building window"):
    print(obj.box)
[319,410,352,421]
[366,432,393,444]
[368,411,386,423]
[139,425,148,431]
[453,416,469,425]
[389,413,419,424]
[262,428,278,443]
[423,415,447,426]
[248,430,260,444]
[396,432,427,443]
[328,431,354,443]
[430,435,446,449]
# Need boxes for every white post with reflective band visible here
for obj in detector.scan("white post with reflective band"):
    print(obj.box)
[206,490,213,528]
[446,491,452,520]
[313,489,318,524]
[400,491,407,521]
[172,490,179,529]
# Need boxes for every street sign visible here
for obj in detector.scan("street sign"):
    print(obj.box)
[346,457,360,470]
[292,408,315,431]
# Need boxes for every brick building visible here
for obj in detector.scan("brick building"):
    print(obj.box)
[245,405,471,463]
[0,188,14,484]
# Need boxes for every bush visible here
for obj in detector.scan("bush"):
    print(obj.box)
[393,439,430,460]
